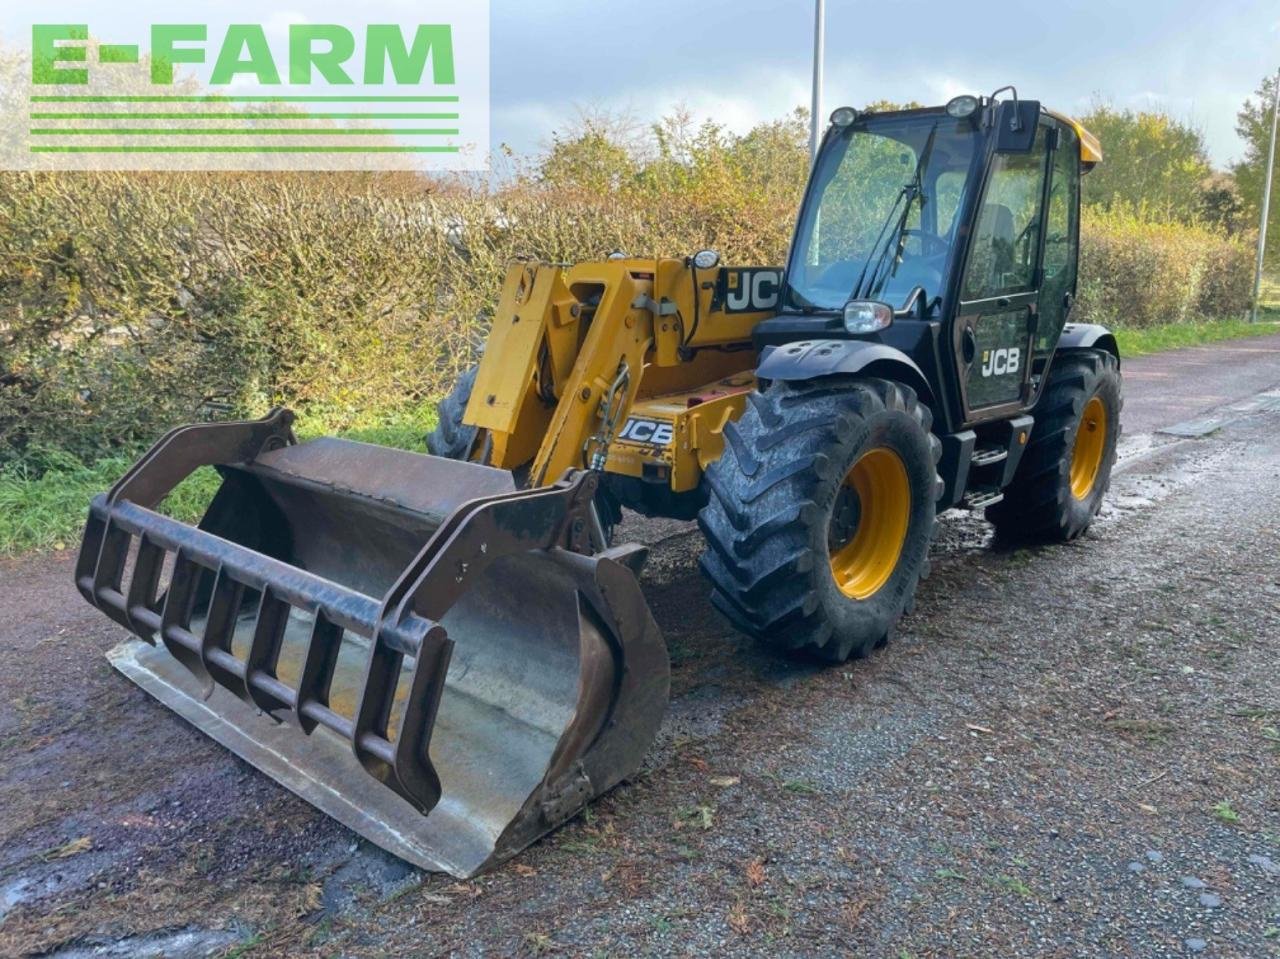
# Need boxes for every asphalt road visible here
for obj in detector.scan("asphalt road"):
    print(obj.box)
[1120,332,1280,434]
[1,336,1278,958]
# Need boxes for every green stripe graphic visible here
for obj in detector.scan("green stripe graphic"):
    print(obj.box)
[30,112,460,120]
[31,95,461,103]
[30,145,461,153]
[31,128,460,136]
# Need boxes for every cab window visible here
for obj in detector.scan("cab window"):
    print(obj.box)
[1035,126,1080,356]
[961,128,1049,301]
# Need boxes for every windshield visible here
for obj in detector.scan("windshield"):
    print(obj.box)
[784,113,980,312]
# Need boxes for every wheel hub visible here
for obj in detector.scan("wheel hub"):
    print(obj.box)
[827,486,863,551]
[1069,395,1107,500]
[828,447,911,601]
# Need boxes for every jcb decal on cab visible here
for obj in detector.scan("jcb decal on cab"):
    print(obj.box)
[981,347,1021,377]
[713,268,782,314]
[618,417,674,446]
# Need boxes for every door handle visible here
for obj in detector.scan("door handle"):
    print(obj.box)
[962,328,977,364]
[995,297,1012,308]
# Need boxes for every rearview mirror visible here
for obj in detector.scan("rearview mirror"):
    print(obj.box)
[994,99,1040,152]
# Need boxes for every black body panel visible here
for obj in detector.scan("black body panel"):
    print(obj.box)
[753,319,961,433]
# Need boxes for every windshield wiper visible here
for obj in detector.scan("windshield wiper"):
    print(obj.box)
[852,123,940,302]
[849,184,912,303]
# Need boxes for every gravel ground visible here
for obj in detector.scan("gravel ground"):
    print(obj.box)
[0,337,1277,958]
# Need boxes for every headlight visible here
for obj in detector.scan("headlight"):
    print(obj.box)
[843,300,893,334]
[946,95,979,119]
[830,106,858,128]
[691,249,720,270]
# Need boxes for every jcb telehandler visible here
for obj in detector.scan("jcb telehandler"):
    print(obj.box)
[77,90,1121,876]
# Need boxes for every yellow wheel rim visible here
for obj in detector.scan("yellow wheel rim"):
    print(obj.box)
[828,447,911,600]
[1069,395,1107,500]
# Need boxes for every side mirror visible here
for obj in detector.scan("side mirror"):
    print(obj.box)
[994,99,1040,152]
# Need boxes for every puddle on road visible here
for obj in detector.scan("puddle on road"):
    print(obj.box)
[1,877,32,921]
[44,926,239,959]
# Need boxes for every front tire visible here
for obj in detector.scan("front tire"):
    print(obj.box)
[987,349,1122,541]
[698,378,941,662]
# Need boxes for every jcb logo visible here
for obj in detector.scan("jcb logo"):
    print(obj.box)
[619,417,674,446]
[981,347,1021,377]
[717,268,782,314]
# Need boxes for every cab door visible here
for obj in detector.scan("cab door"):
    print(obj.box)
[953,125,1051,422]
[1031,123,1081,391]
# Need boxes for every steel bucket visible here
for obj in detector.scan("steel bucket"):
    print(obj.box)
[75,409,667,877]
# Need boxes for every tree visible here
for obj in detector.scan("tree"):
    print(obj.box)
[1233,72,1280,264]
[1077,104,1212,218]
[1199,172,1246,236]
[861,99,925,113]
[536,110,643,194]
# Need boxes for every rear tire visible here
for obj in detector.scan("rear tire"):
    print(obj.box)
[987,349,1122,541]
[698,378,941,662]
[425,366,480,460]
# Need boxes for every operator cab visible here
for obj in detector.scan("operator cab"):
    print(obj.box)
[760,88,1101,435]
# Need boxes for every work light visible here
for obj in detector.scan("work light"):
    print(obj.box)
[946,95,979,118]
[843,300,893,334]
[830,107,857,127]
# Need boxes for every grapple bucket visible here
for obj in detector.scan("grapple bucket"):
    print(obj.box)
[75,409,667,877]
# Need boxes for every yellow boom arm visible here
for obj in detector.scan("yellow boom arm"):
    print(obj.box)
[464,257,776,487]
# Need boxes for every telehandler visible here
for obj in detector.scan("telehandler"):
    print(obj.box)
[77,90,1121,876]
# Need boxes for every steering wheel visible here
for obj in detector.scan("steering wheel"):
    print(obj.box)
[901,229,949,257]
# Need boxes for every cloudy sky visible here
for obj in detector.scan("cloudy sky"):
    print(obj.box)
[490,0,1279,168]
[5,0,1276,168]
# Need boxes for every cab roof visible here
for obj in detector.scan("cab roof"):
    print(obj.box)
[1043,108,1103,164]
[854,101,1103,166]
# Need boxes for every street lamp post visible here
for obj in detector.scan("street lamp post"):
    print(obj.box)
[1251,68,1280,323]
[809,0,825,164]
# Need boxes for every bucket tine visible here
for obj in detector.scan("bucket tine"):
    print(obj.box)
[391,635,453,813]
[352,616,452,813]
[89,520,133,632]
[158,549,209,686]
[351,623,452,814]
[239,588,293,716]
[76,408,670,877]
[200,569,247,695]
[124,534,166,644]
[294,611,344,734]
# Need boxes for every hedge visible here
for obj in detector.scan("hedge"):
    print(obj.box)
[0,170,1254,467]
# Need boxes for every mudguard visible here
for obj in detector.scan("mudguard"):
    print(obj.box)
[1057,323,1120,365]
[756,339,934,405]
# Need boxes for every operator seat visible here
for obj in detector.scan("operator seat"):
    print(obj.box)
[985,203,1017,285]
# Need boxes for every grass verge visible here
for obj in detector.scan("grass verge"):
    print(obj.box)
[1114,318,1280,357]
[0,413,434,556]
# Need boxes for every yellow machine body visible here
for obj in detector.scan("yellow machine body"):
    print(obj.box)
[464,257,774,495]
